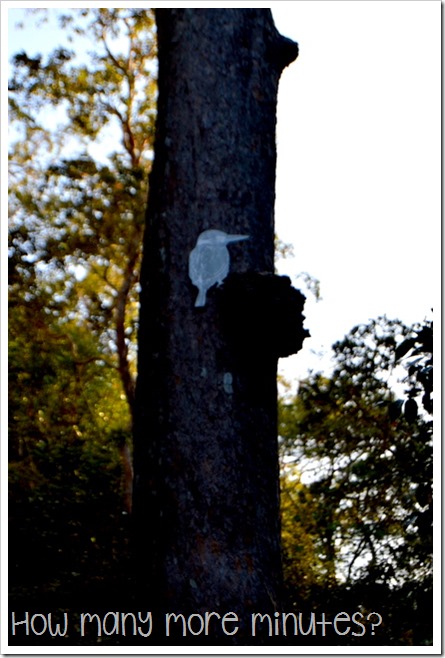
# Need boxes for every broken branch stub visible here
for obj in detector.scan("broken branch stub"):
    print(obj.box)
[219,272,310,360]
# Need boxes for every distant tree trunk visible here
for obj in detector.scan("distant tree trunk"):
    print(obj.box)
[132,9,300,643]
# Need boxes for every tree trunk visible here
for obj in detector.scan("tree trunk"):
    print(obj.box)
[132,9,300,643]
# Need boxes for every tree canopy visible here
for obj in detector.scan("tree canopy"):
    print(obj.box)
[8,9,433,647]
[9,8,157,414]
[279,316,433,644]
[8,9,157,619]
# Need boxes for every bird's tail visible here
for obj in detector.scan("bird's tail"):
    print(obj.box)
[195,288,207,307]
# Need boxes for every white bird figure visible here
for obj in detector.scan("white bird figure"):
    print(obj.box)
[188,229,249,307]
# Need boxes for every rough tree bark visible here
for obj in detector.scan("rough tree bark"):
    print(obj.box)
[132,9,303,643]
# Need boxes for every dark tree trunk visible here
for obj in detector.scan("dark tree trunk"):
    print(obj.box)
[132,9,300,643]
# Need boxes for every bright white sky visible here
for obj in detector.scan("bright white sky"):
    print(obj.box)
[272,1,440,384]
[3,1,441,387]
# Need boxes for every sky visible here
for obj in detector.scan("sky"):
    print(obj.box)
[271,1,440,384]
[3,1,441,388]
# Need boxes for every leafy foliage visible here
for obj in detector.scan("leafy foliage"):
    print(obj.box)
[393,319,433,420]
[279,316,433,644]
[9,8,157,411]
[8,9,156,616]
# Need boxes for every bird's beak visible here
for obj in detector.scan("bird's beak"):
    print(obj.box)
[226,234,249,244]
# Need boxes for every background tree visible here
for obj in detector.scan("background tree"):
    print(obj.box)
[9,8,156,416]
[8,8,156,618]
[279,316,433,644]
